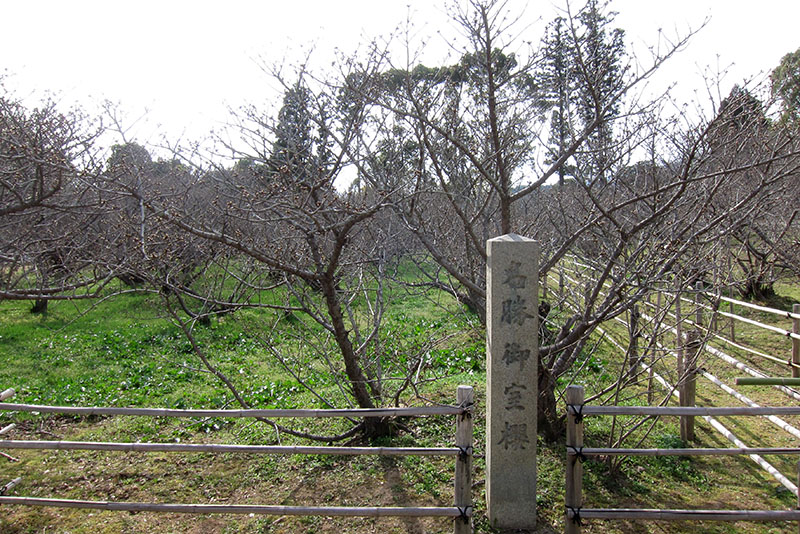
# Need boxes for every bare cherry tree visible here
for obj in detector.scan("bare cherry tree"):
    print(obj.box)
[705,86,800,298]
[0,87,109,312]
[348,0,799,437]
[111,65,459,439]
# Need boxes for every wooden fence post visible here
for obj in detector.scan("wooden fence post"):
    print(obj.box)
[628,305,640,372]
[454,386,473,534]
[649,290,662,404]
[675,281,684,398]
[695,281,704,327]
[682,330,700,442]
[792,304,799,379]
[559,266,565,299]
[542,272,548,300]
[566,385,584,534]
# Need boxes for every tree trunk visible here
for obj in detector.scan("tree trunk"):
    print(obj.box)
[319,276,396,439]
[117,271,146,287]
[362,417,398,441]
[538,358,563,442]
[320,276,375,410]
[30,299,48,314]
[738,278,775,300]
[459,286,486,324]
[318,274,399,439]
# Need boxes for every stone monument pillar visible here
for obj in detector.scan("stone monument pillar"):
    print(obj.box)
[486,234,539,530]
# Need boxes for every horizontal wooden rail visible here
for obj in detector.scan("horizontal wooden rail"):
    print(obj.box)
[0,439,459,456]
[565,383,800,533]
[660,288,798,341]
[610,308,800,445]
[639,288,799,341]
[0,403,464,419]
[569,508,800,521]
[561,261,798,321]
[562,261,799,338]
[0,385,475,533]
[735,377,800,386]
[562,256,800,321]
[569,447,800,457]
[702,336,800,402]
[706,293,800,320]
[0,496,469,517]
[639,297,800,369]
[571,405,800,417]
[711,329,799,369]
[714,309,800,341]
[597,315,800,491]
[637,306,800,402]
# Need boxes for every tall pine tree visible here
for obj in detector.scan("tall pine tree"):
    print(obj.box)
[539,16,575,186]
[571,0,626,185]
[270,81,315,187]
[772,47,800,125]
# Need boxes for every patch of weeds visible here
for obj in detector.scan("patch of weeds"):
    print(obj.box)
[399,455,449,499]
[639,433,708,488]
[298,514,323,533]
[428,342,484,374]
[304,454,340,471]
[583,456,645,498]
[535,440,565,510]
[771,482,797,506]
[374,311,484,377]
[401,414,453,449]
[244,380,302,409]
[559,345,614,390]
[187,417,235,434]
[471,511,505,534]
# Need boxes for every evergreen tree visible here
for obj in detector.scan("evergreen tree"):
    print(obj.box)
[571,0,626,185]
[539,16,575,185]
[269,80,335,192]
[270,81,315,186]
[771,46,800,125]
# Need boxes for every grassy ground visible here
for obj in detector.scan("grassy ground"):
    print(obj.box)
[0,278,799,533]
[560,278,800,534]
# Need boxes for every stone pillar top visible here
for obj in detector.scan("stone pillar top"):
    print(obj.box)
[489,233,535,242]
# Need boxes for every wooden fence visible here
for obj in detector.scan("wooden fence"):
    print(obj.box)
[0,386,474,534]
[549,260,800,503]
[553,260,800,432]
[671,284,800,376]
[565,385,800,533]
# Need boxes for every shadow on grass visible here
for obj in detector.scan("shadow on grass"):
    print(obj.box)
[380,458,429,534]
[761,293,799,312]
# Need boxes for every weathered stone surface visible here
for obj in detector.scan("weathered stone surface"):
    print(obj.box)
[486,234,539,530]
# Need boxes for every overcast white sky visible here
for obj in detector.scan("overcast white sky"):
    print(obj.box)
[2,0,799,151]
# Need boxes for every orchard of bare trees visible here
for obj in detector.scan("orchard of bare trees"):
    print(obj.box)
[1,0,799,440]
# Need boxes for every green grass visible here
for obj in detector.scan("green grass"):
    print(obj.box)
[0,273,799,533]
[0,281,482,533]
[0,297,261,411]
